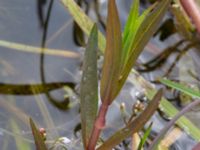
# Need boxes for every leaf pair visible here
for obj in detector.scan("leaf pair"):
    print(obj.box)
[100,0,170,104]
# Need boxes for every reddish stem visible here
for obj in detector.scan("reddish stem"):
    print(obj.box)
[180,0,200,34]
[87,103,109,150]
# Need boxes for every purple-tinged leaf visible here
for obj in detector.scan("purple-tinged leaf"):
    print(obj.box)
[97,89,163,150]
[100,0,122,104]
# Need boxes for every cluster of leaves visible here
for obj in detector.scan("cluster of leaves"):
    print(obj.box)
[79,0,170,149]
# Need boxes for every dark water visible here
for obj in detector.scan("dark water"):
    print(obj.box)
[0,0,199,150]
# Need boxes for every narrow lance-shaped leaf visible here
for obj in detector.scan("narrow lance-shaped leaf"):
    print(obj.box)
[122,0,139,48]
[122,2,156,67]
[118,0,170,94]
[80,24,98,148]
[100,0,122,104]
[29,118,48,150]
[97,89,163,150]
[138,122,153,150]
[160,79,200,98]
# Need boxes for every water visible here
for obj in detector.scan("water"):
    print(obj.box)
[0,0,200,149]
[0,0,80,149]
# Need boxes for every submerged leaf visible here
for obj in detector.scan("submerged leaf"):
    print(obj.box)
[29,118,48,150]
[160,79,200,98]
[80,24,98,148]
[148,100,200,150]
[61,0,106,51]
[100,0,122,104]
[0,82,75,95]
[97,89,163,150]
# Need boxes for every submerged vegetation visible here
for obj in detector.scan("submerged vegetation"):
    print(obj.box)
[2,0,200,150]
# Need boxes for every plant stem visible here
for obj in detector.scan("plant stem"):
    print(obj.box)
[87,103,109,150]
[180,0,200,34]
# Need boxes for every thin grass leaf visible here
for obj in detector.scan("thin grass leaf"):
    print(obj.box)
[80,24,98,148]
[100,0,122,103]
[97,89,163,150]
[122,2,156,66]
[130,69,200,140]
[29,118,48,150]
[0,82,74,95]
[138,122,153,150]
[10,119,31,150]
[160,79,200,98]
[61,0,105,52]
[122,0,139,47]
[118,0,170,94]
[147,100,200,150]
[0,40,79,58]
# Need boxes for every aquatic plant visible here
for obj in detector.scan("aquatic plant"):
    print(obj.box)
[29,0,200,149]
[62,0,169,149]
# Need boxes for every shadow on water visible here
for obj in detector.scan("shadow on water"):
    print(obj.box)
[38,0,72,110]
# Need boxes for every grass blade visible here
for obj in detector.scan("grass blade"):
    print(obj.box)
[100,0,122,103]
[10,119,31,150]
[138,122,152,150]
[160,79,200,98]
[0,82,74,95]
[80,24,98,148]
[61,0,105,52]
[97,89,163,150]
[0,40,79,58]
[122,1,155,65]
[122,0,139,58]
[29,118,48,150]
[130,69,200,140]
[148,100,200,150]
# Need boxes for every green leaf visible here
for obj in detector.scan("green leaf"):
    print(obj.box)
[122,1,155,66]
[100,0,122,104]
[119,0,170,92]
[160,79,200,98]
[97,89,163,150]
[29,118,48,150]
[61,0,105,52]
[148,100,200,150]
[138,122,152,150]
[122,0,139,48]
[80,24,98,148]
[10,119,31,150]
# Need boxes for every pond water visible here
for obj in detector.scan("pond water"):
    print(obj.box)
[0,0,200,150]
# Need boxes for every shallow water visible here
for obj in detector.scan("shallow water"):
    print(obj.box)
[0,0,200,150]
